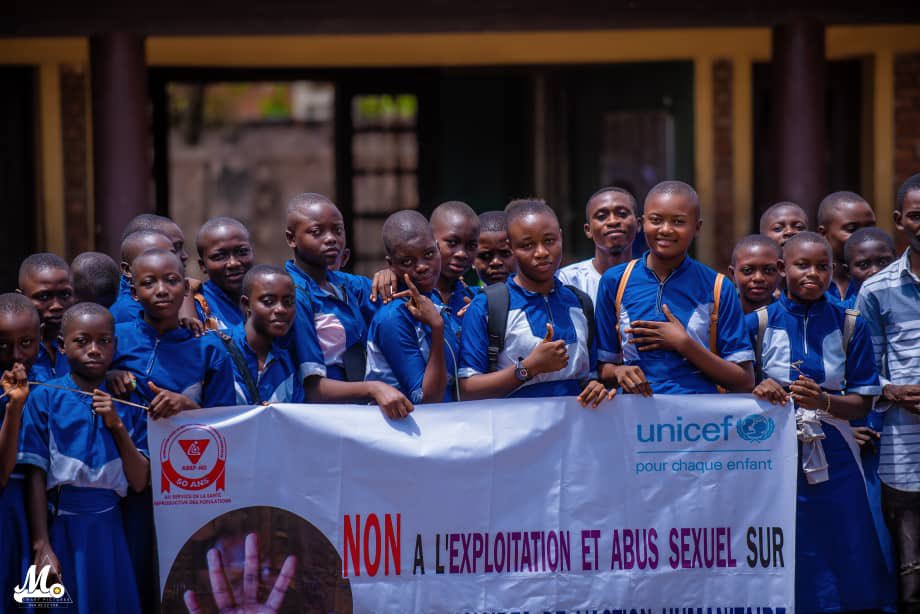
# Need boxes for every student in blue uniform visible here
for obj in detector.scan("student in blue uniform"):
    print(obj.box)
[18,253,76,382]
[595,180,754,395]
[759,201,809,247]
[558,187,640,304]
[459,199,611,406]
[111,249,236,415]
[727,235,781,314]
[19,302,149,614]
[71,251,121,308]
[817,191,877,308]
[365,211,461,404]
[0,294,38,614]
[193,217,255,331]
[430,200,479,319]
[748,232,895,613]
[110,229,176,325]
[473,211,515,287]
[225,266,304,404]
[843,227,896,295]
[284,193,376,381]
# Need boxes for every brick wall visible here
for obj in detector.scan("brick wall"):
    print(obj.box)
[712,59,734,271]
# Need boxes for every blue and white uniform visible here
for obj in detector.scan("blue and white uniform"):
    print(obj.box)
[745,294,895,613]
[441,279,476,323]
[459,276,596,398]
[595,254,753,393]
[111,317,236,409]
[32,338,69,382]
[194,280,244,331]
[226,325,304,405]
[17,376,148,614]
[557,258,602,304]
[0,395,31,614]
[856,249,920,493]
[827,280,860,309]
[285,261,374,381]
[110,276,142,325]
[365,290,460,403]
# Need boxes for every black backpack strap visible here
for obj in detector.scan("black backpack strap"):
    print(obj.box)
[564,285,595,354]
[218,332,263,404]
[342,342,367,383]
[484,283,510,373]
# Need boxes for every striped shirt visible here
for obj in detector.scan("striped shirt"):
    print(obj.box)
[856,248,920,491]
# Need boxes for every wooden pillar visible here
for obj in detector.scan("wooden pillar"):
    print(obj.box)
[771,19,827,223]
[90,32,149,259]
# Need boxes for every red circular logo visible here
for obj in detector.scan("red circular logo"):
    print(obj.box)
[160,424,228,493]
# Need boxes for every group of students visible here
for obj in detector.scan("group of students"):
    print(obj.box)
[0,172,918,613]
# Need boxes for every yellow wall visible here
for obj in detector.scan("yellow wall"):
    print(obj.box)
[2,25,919,255]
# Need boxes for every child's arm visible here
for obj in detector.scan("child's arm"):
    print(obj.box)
[394,276,447,403]
[305,377,414,419]
[0,364,28,487]
[92,390,149,492]
[146,381,200,420]
[626,304,754,392]
[25,466,60,578]
[789,375,872,420]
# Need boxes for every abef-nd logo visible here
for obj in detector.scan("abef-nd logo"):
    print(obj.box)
[736,414,775,442]
[14,564,72,606]
[160,424,227,494]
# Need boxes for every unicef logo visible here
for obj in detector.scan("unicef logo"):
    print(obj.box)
[736,414,775,442]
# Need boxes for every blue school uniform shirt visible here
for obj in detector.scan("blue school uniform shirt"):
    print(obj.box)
[32,337,69,381]
[194,280,244,331]
[442,279,476,321]
[744,293,881,396]
[112,316,237,409]
[285,261,375,381]
[459,276,596,398]
[595,253,753,394]
[827,280,860,309]
[365,290,460,403]
[17,375,148,498]
[226,324,304,405]
[110,275,143,324]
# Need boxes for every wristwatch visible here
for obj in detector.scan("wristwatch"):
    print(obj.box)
[514,358,531,383]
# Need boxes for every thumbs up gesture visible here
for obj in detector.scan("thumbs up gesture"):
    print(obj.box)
[147,381,199,420]
[522,322,568,377]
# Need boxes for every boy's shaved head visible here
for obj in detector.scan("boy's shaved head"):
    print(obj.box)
[131,248,185,277]
[817,191,870,227]
[431,200,477,226]
[844,227,895,262]
[121,230,173,264]
[196,216,250,257]
[897,173,920,212]
[71,252,121,307]
[0,292,40,326]
[645,181,700,217]
[731,234,781,265]
[783,231,832,261]
[586,187,638,218]
[505,198,559,228]
[286,192,336,218]
[382,210,434,256]
[760,201,808,229]
[241,264,290,298]
[120,213,179,242]
[62,301,114,335]
[18,253,69,288]
[478,211,507,233]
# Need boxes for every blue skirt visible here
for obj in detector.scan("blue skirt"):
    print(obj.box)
[121,486,158,613]
[796,423,897,613]
[0,476,31,614]
[49,486,141,614]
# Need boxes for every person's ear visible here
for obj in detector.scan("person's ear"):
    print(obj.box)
[284,226,296,249]
[57,333,65,350]
[385,255,392,268]
[198,257,208,277]
[183,278,190,297]
[583,222,592,240]
[695,218,703,233]
[130,280,139,301]
[239,294,251,316]
[842,263,850,275]
[727,264,736,281]
[120,261,131,277]
[817,224,827,236]
[893,209,904,232]
[777,259,787,278]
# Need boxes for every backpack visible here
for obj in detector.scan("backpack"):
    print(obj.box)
[484,283,595,373]
[217,332,262,404]
[753,305,859,385]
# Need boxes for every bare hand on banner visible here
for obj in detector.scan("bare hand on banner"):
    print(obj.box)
[184,533,297,614]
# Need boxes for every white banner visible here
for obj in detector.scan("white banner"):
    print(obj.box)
[150,395,796,614]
